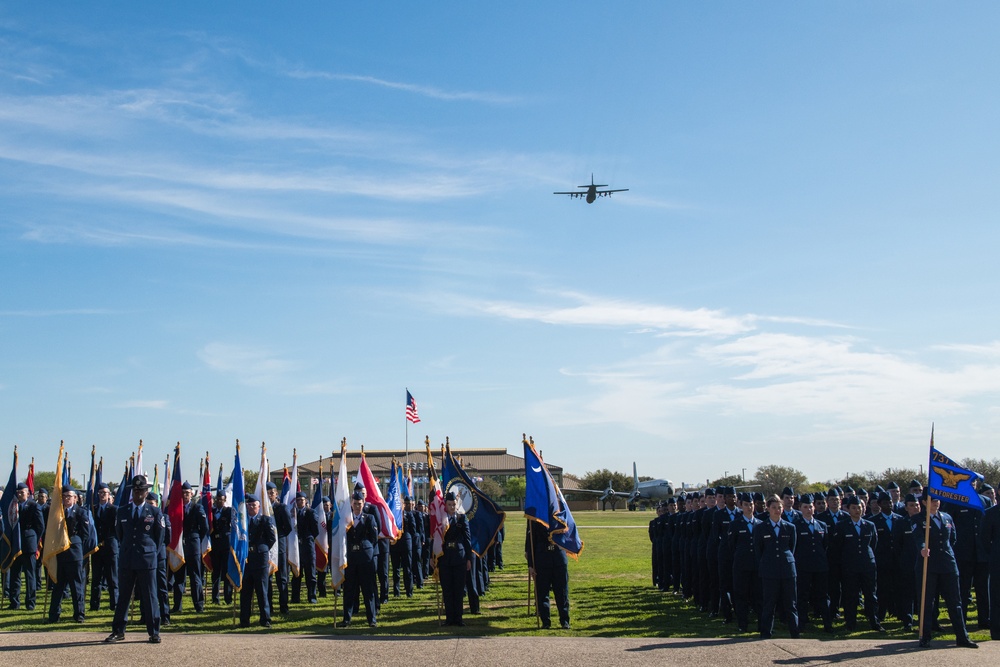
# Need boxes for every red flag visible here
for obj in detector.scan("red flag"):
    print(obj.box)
[166,444,185,572]
[358,455,400,541]
[201,456,213,571]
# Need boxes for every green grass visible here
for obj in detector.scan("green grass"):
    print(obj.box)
[1,510,990,641]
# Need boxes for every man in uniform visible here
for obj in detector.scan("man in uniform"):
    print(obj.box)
[266,481,293,615]
[527,507,570,630]
[712,487,737,622]
[817,488,848,616]
[34,488,49,590]
[106,475,163,644]
[209,488,233,605]
[9,482,44,610]
[90,482,119,612]
[390,496,415,597]
[240,493,276,628]
[649,501,666,589]
[982,485,1000,640]
[943,486,990,630]
[173,481,209,613]
[337,491,378,628]
[146,492,172,626]
[292,491,319,604]
[48,487,93,623]
[870,491,903,626]
[729,492,761,633]
[891,492,921,631]
[410,496,425,589]
[317,496,332,598]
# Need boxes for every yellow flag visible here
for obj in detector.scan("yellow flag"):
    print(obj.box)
[42,442,71,582]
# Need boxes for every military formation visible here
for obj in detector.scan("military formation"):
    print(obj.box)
[2,476,506,642]
[649,481,1000,648]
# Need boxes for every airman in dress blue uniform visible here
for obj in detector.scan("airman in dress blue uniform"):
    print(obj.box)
[338,491,378,628]
[240,493,276,628]
[753,494,798,639]
[106,475,163,644]
[728,493,761,633]
[48,487,94,623]
[792,493,832,633]
[9,482,44,610]
[440,491,473,627]
[89,482,118,612]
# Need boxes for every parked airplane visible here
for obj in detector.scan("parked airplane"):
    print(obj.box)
[565,462,674,511]
[553,174,628,204]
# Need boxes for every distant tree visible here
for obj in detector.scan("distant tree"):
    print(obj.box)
[961,458,1000,488]
[638,476,654,482]
[709,474,745,490]
[581,469,633,494]
[837,472,875,493]
[477,476,504,500]
[32,471,83,493]
[504,476,526,499]
[753,465,808,499]
[871,467,925,492]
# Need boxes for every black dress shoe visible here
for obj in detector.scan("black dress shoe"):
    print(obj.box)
[561,621,570,629]
[261,621,272,628]
[149,635,161,644]
[336,620,351,628]
[919,637,931,648]
[456,620,465,627]
[162,618,171,626]
[956,638,979,649]
[369,620,378,627]
[541,621,551,629]
[871,624,885,632]
[104,633,125,643]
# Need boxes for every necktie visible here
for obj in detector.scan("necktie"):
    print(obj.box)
[773,522,780,538]
[808,521,814,533]
[855,522,861,536]
[886,516,892,531]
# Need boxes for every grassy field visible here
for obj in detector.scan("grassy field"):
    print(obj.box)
[0,510,989,641]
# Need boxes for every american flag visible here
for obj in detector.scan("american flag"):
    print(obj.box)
[405,389,421,423]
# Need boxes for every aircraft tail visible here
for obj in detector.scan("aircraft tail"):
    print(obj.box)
[631,462,639,494]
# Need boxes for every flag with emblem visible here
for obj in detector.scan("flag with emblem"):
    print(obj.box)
[425,441,448,566]
[927,427,985,512]
[312,458,329,573]
[359,454,400,541]
[255,443,278,575]
[523,437,583,559]
[166,444,186,572]
[42,442,72,581]
[441,443,506,556]
[201,454,214,571]
[281,452,301,577]
[329,444,350,591]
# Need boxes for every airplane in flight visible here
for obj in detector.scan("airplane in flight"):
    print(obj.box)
[553,174,628,204]
[565,463,674,511]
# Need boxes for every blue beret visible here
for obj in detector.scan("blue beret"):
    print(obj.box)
[266,481,277,490]
[321,496,330,503]
[246,493,260,503]
[295,491,306,499]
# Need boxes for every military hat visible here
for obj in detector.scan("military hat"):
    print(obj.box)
[843,485,855,495]
[781,486,795,497]
[677,493,687,501]
[738,492,752,503]
[38,488,49,495]
[704,487,716,496]
[444,491,457,501]
[856,488,868,497]
[826,487,840,497]
[909,479,922,489]
[96,482,110,491]
[295,491,306,499]
[797,493,813,504]
[215,488,227,497]
[147,492,159,502]
[181,481,192,491]
[751,491,764,502]
[415,499,425,508]
[15,482,28,490]
[351,491,364,501]
[354,480,365,491]
[322,496,330,503]
[246,493,260,504]
[666,497,676,505]
[873,485,886,494]
[691,491,702,499]
[981,483,994,491]
[131,475,149,490]
[843,495,861,507]
[62,487,77,495]
[266,481,277,490]
[904,493,918,503]
[886,481,900,490]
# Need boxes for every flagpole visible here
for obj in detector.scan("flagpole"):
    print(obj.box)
[917,425,934,641]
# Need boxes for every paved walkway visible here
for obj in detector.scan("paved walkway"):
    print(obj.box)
[0,632,994,666]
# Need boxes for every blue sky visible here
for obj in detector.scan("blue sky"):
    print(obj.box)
[3,4,1000,488]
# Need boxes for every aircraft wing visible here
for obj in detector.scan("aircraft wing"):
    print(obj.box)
[596,188,628,194]
[559,487,631,498]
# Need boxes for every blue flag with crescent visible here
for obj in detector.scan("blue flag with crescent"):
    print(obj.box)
[441,445,506,557]
[227,445,249,590]
[0,450,22,572]
[928,446,985,512]
[523,439,583,558]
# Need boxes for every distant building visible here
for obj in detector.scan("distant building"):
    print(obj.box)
[270,447,564,510]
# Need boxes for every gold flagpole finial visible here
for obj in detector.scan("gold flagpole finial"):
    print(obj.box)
[91,444,96,456]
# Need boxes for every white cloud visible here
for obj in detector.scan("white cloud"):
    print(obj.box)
[114,400,169,410]
[198,342,298,387]
[287,70,523,105]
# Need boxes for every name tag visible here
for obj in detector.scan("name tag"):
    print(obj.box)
[547,545,557,551]
[351,545,361,552]
[445,542,458,549]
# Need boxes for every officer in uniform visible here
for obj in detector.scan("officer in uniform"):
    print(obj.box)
[318,496,332,598]
[891,492,921,630]
[700,488,720,617]
[240,493,276,628]
[173,481,209,613]
[914,492,978,648]
[209,488,233,605]
[337,491,378,628]
[526,510,570,630]
[817,488,849,616]
[89,482,119,612]
[440,491,472,627]
[9,482,44,610]
[831,495,882,632]
[943,489,990,630]
[410,497,425,589]
[291,491,319,604]
[266,481,293,615]
[870,491,903,626]
[106,475,163,644]
[391,497,415,597]
[753,494,798,639]
[48,487,94,623]
[792,493,833,633]
[670,495,686,595]
[729,492,761,633]
[145,492,172,626]
[649,502,666,589]
[712,487,737,621]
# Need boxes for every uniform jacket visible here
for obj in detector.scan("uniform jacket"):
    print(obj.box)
[346,512,378,564]
[911,511,960,575]
[211,506,234,550]
[980,504,1000,570]
[17,499,45,555]
[753,518,797,579]
[728,513,761,572]
[246,513,277,575]
[942,501,986,563]
[832,517,877,573]
[440,513,472,568]
[869,511,902,565]
[116,501,164,570]
[296,505,320,543]
[711,505,739,561]
[183,501,210,545]
[94,502,119,554]
[525,518,567,570]
[792,516,829,573]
